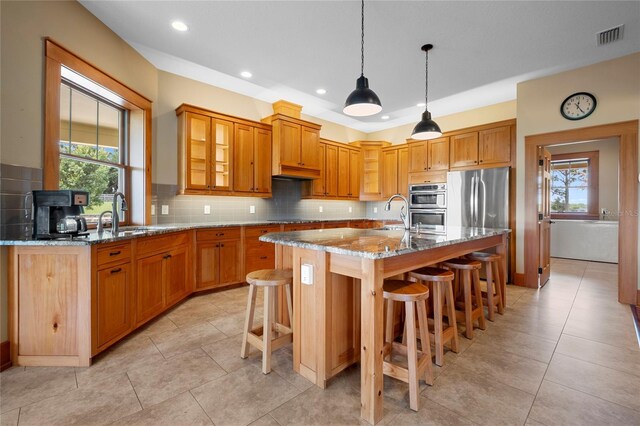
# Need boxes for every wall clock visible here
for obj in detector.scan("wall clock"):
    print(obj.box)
[560,92,597,120]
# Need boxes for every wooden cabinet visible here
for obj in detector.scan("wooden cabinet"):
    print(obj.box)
[337,146,359,199]
[450,132,479,169]
[479,125,511,166]
[176,104,272,197]
[136,252,166,324]
[96,256,133,350]
[449,123,513,170]
[196,228,243,291]
[325,144,339,197]
[408,141,428,173]
[244,225,280,273]
[382,145,409,198]
[303,140,359,200]
[264,114,322,179]
[427,138,450,171]
[233,124,272,194]
[407,137,449,186]
[351,141,391,201]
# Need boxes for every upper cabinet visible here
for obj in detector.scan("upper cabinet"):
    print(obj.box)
[407,137,449,184]
[262,114,321,179]
[382,145,409,198]
[302,139,359,200]
[449,121,514,170]
[351,141,391,201]
[176,104,272,197]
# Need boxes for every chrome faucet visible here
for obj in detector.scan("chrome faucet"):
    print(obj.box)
[384,194,410,230]
[97,211,113,234]
[112,192,128,234]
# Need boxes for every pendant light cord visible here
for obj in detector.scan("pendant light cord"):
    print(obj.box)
[424,48,429,105]
[360,0,365,76]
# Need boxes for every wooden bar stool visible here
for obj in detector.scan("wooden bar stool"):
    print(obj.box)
[442,258,486,339]
[467,252,505,321]
[240,269,293,374]
[383,279,433,411]
[409,267,459,367]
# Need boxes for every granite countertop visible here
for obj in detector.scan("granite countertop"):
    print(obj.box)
[0,218,378,246]
[259,226,510,260]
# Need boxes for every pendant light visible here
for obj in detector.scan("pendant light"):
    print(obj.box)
[411,44,442,140]
[343,0,382,117]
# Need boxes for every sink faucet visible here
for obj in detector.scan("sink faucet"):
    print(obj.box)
[384,194,410,230]
[112,192,128,234]
[97,211,113,234]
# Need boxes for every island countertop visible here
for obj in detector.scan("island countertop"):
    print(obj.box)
[260,226,510,260]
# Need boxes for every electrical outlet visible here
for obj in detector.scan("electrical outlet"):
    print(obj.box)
[318,206,323,213]
[301,264,314,285]
[249,205,255,214]
[151,205,156,215]
[373,207,378,213]
[348,206,353,213]
[161,205,169,215]
[204,205,211,214]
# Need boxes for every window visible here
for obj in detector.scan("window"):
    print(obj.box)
[550,151,599,219]
[44,39,152,226]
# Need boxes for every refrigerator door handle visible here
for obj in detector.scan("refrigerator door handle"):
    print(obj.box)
[470,175,476,225]
[480,176,487,228]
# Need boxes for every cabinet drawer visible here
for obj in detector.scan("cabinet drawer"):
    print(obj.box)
[97,242,131,266]
[283,223,319,231]
[197,227,241,241]
[244,225,281,238]
[408,171,447,184]
[322,221,349,229]
[137,231,189,256]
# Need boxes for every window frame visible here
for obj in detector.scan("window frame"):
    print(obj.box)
[44,39,152,225]
[549,150,599,220]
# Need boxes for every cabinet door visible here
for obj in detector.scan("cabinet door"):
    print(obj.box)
[97,263,132,348]
[165,245,190,307]
[312,143,326,196]
[382,148,399,198]
[349,149,360,199]
[212,119,233,191]
[136,253,165,325]
[233,123,255,192]
[218,239,242,285]
[360,146,383,200]
[279,121,301,167]
[325,144,339,197]
[300,127,320,169]
[397,147,409,196]
[337,147,350,197]
[450,132,479,169]
[408,141,428,173]
[186,113,211,190]
[427,137,450,171]
[479,126,511,165]
[253,128,272,193]
[245,240,275,273]
[197,242,219,290]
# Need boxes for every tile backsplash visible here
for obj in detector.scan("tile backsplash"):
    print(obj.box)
[0,164,42,239]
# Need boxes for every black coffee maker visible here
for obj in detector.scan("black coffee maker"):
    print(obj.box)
[32,190,90,239]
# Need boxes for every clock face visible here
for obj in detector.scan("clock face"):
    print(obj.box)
[561,92,597,120]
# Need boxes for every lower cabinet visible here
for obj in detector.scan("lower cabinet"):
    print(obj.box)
[196,228,243,291]
[96,263,133,349]
[244,225,280,274]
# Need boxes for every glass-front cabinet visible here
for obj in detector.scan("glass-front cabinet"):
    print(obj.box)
[186,112,210,189]
[213,119,232,190]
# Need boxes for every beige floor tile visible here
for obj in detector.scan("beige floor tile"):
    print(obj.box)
[150,322,227,359]
[385,396,476,425]
[545,353,640,412]
[494,311,564,342]
[135,316,178,337]
[17,373,140,425]
[529,380,640,426]
[75,336,165,387]
[507,302,571,325]
[474,324,557,363]
[248,414,280,426]
[127,348,226,408]
[268,346,315,392]
[555,334,640,377]
[563,309,637,351]
[209,309,263,337]
[452,342,547,395]
[422,364,535,425]
[191,364,301,426]
[202,334,262,373]
[111,391,213,425]
[524,418,545,426]
[0,409,19,426]
[0,367,77,413]
[167,302,226,328]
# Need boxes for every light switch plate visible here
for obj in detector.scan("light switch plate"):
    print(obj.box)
[373,207,378,213]
[161,205,169,215]
[318,206,323,213]
[301,264,314,285]
[250,205,256,214]
[348,206,353,213]
[204,205,211,214]
[151,205,156,215]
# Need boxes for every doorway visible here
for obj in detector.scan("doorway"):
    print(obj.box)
[524,120,638,305]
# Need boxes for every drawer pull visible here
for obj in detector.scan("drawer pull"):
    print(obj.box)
[261,230,268,233]
[111,268,122,274]
[109,251,121,256]
[260,256,268,260]
[220,244,224,247]
[163,254,172,260]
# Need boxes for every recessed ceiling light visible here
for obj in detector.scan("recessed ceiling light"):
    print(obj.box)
[171,21,189,32]
[316,88,327,95]
[416,102,426,107]
[240,71,253,78]
[381,115,390,120]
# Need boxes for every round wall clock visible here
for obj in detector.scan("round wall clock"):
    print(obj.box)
[560,92,597,120]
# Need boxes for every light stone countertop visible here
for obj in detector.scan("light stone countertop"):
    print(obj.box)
[259,226,510,260]
[0,218,377,246]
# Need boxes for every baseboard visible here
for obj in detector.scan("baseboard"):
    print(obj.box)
[0,340,11,372]
[637,289,640,306]
[514,273,526,287]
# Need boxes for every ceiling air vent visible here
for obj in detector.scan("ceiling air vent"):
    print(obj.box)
[597,24,624,46]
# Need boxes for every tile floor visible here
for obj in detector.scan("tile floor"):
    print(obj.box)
[1,258,638,425]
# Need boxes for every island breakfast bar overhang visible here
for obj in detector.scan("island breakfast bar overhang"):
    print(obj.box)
[263,228,509,424]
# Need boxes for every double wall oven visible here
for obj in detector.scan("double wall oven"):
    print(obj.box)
[408,183,447,228]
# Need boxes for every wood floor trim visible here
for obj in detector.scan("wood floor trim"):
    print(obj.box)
[0,340,11,372]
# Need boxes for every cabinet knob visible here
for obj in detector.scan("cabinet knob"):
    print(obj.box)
[479,160,483,163]
[110,268,122,274]
[109,251,121,256]
[260,256,267,260]
[220,243,224,247]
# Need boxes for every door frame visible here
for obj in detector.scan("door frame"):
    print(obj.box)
[524,120,638,304]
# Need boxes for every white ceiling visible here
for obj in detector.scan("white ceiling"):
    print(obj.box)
[79,1,640,133]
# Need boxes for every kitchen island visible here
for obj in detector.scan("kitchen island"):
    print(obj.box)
[261,226,509,425]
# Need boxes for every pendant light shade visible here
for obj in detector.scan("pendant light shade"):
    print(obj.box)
[343,0,382,117]
[411,44,441,140]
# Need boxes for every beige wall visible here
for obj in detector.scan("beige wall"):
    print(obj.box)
[516,53,640,288]
[547,138,619,220]
[366,100,517,145]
